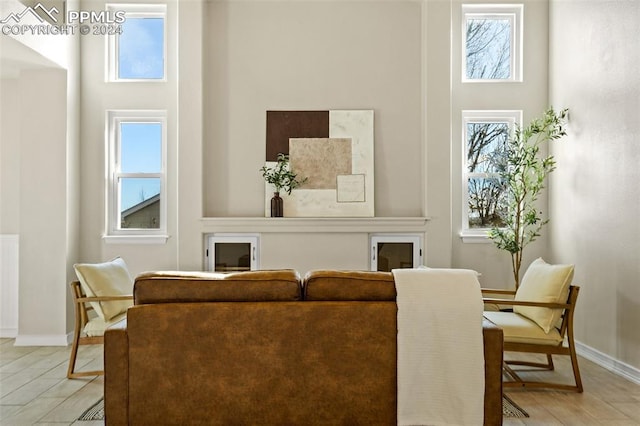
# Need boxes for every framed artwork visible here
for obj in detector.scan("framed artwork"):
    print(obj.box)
[264,110,374,217]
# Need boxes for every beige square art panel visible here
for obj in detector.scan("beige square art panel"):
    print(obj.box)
[289,138,352,190]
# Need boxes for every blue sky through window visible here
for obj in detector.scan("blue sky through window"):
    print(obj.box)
[121,123,161,173]
[118,17,164,79]
[120,123,162,211]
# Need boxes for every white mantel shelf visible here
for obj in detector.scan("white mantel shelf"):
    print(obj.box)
[201,217,430,233]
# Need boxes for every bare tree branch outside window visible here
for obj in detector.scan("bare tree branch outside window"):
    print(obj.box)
[466,18,511,79]
[466,122,509,228]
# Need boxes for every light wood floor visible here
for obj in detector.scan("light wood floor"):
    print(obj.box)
[501,352,640,425]
[1,337,640,425]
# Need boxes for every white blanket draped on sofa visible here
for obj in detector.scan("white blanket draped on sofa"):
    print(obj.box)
[393,268,485,426]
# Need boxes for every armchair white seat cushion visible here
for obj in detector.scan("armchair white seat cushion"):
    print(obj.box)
[483,311,563,345]
[514,258,574,333]
[83,312,127,337]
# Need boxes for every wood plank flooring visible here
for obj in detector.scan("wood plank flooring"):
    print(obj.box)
[0,338,103,426]
[1,337,639,425]
[502,352,640,425]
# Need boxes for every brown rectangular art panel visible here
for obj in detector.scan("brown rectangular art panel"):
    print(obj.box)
[265,111,329,161]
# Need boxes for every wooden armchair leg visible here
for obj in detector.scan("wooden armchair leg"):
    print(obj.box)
[546,354,554,370]
[503,362,523,384]
[506,354,554,371]
[66,333,81,379]
[67,336,105,379]
[569,347,583,392]
[67,280,127,379]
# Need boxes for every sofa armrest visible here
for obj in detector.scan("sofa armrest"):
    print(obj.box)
[104,319,129,426]
[482,318,504,426]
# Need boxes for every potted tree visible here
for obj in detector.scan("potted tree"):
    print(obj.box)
[260,153,307,217]
[489,107,569,289]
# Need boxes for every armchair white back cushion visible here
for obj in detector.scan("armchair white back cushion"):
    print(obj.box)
[74,257,133,321]
[514,258,574,333]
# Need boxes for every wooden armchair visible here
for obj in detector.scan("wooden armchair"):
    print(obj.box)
[481,258,582,393]
[67,281,133,379]
[482,284,582,392]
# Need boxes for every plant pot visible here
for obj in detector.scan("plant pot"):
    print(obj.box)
[270,192,283,217]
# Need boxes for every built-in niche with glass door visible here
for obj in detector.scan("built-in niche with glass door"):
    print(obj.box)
[205,234,259,272]
[370,234,423,272]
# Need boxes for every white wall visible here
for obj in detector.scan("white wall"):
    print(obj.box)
[0,79,20,335]
[0,235,19,337]
[0,0,81,344]
[260,233,370,273]
[549,0,640,373]
[16,69,69,345]
[203,0,424,218]
[0,78,21,233]
[176,0,205,270]
[424,0,453,268]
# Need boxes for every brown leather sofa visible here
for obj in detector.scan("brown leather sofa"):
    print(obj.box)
[104,269,503,425]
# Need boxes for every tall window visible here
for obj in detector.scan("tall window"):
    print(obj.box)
[107,4,167,81]
[107,111,167,237]
[463,111,521,234]
[462,4,522,82]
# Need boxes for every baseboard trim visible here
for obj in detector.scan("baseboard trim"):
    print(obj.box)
[14,334,69,347]
[576,340,640,385]
[0,328,18,338]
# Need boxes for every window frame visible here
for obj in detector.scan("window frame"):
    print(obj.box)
[106,3,167,83]
[461,110,521,242]
[462,4,523,83]
[105,110,168,243]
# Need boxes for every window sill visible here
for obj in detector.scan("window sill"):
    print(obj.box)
[460,231,493,244]
[106,78,168,83]
[461,79,523,84]
[102,235,169,245]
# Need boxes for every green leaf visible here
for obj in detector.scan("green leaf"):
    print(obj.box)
[260,153,308,195]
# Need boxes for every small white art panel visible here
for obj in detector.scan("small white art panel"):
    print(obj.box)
[264,110,374,217]
[337,174,366,203]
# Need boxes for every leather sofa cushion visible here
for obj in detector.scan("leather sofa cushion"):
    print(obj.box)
[134,270,302,304]
[304,270,396,301]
